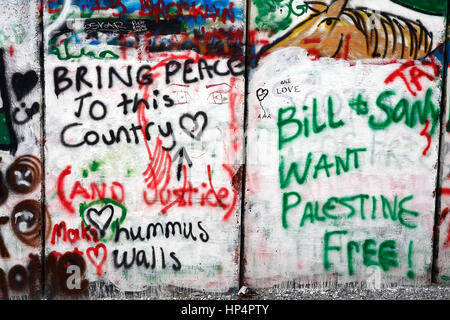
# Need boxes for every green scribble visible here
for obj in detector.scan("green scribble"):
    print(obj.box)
[81,160,101,178]
[0,113,11,145]
[0,31,9,48]
[49,38,119,61]
[90,160,101,172]
[252,0,293,35]
[12,24,26,44]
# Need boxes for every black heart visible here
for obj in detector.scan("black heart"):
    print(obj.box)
[179,111,208,141]
[256,88,268,102]
[25,102,40,118]
[11,71,38,101]
[86,205,114,238]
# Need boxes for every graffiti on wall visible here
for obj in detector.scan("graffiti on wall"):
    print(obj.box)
[244,0,447,288]
[257,0,436,61]
[436,22,450,284]
[0,0,449,299]
[0,0,46,300]
[43,0,245,295]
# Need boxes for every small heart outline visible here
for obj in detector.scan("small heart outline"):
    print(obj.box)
[179,111,208,141]
[256,88,268,102]
[86,205,114,238]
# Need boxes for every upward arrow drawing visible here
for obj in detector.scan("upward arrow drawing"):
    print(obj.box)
[172,147,193,181]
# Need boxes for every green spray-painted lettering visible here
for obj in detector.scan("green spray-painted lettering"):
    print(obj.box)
[252,0,309,35]
[367,88,439,135]
[277,97,345,150]
[324,231,400,276]
[282,193,419,230]
[323,230,348,271]
[279,147,366,188]
[282,192,301,229]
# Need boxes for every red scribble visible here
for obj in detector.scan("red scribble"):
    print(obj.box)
[93,0,127,17]
[206,83,228,88]
[306,48,321,61]
[206,164,227,210]
[143,139,169,188]
[228,77,239,154]
[51,222,98,245]
[138,0,235,24]
[142,163,237,219]
[47,0,62,14]
[302,38,321,44]
[68,181,125,203]
[385,60,438,96]
[70,181,91,199]
[120,45,130,60]
[111,182,125,202]
[86,244,107,277]
[50,249,84,259]
[249,30,271,61]
[138,64,172,209]
[441,208,450,249]
[335,34,351,60]
[137,52,228,203]
[160,165,188,214]
[343,34,351,60]
[57,166,126,213]
[38,0,44,16]
[221,164,238,221]
[420,120,431,156]
[9,46,14,57]
[81,5,87,17]
[249,30,270,46]
[440,207,449,225]
[135,52,241,219]
[57,166,75,214]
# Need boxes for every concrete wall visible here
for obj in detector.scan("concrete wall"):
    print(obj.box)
[437,21,450,285]
[0,0,43,299]
[0,0,448,299]
[245,0,447,289]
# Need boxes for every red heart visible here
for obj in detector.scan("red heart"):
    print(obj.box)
[86,244,107,276]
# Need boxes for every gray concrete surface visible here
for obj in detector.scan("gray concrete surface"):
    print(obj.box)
[241,286,450,300]
[96,285,450,300]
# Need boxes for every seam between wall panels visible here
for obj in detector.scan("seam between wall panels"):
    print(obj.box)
[238,0,251,290]
[39,0,47,298]
[31,0,450,297]
[432,3,450,284]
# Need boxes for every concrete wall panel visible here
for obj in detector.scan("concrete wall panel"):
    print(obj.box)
[244,0,447,289]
